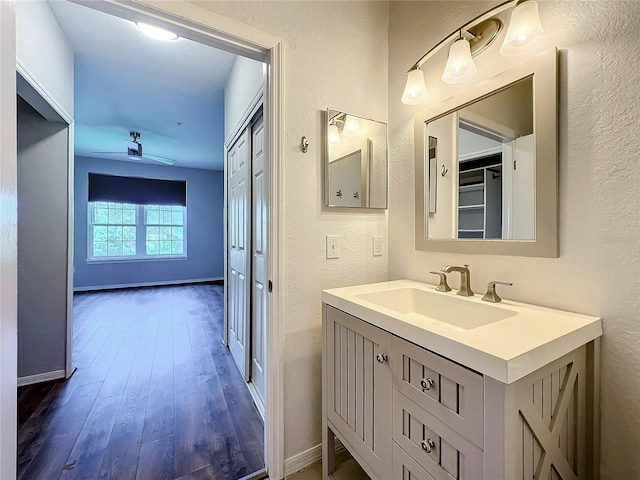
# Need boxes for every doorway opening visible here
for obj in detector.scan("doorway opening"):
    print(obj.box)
[11,0,281,478]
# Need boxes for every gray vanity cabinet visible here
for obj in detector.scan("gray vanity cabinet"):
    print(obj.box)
[323,303,596,480]
[323,305,393,480]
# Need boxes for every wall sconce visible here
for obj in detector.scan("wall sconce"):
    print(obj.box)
[401,0,546,105]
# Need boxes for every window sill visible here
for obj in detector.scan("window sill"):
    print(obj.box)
[86,255,188,264]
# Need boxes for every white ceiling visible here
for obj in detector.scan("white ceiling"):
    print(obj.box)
[48,0,238,170]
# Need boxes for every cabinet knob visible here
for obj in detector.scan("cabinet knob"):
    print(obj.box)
[421,439,435,454]
[376,353,388,364]
[420,377,435,391]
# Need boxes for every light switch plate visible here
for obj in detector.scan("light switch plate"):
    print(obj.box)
[372,236,383,256]
[326,235,340,259]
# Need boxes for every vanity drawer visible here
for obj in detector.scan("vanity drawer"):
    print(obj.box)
[393,390,483,480]
[392,337,484,448]
[393,442,435,480]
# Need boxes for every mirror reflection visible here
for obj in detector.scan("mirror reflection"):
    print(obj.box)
[326,109,388,209]
[426,77,534,240]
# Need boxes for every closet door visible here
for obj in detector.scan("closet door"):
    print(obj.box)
[228,128,251,379]
[250,113,267,406]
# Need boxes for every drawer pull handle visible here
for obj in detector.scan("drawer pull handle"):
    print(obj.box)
[420,377,435,391]
[421,439,435,454]
[376,353,388,364]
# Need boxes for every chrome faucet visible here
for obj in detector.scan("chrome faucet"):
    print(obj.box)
[441,264,474,297]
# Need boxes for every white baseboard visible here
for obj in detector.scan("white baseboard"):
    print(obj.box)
[284,439,345,477]
[17,369,66,387]
[73,277,223,292]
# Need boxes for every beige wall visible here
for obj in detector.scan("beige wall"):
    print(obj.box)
[388,2,640,479]
[191,0,389,460]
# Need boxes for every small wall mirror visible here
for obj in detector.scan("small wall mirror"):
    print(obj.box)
[326,109,388,209]
[415,49,558,257]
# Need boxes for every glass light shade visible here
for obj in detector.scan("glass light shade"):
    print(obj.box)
[401,69,429,105]
[328,124,341,144]
[442,38,477,85]
[137,22,178,41]
[500,1,546,56]
[342,115,361,137]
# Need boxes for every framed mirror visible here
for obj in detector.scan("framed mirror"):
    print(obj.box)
[415,49,558,257]
[326,109,388,209]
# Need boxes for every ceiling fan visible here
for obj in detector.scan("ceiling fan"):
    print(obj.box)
[91,131,177,165]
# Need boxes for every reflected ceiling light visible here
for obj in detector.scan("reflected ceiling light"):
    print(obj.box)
[401,68,429,105]
[137,22,178,41]
[400,0,546,105]
[442,36,477,84]
[500,1,546,56]
[328,124,341,144]
[342,115,361,137]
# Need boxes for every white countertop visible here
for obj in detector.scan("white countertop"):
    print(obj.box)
[322,279,602,384]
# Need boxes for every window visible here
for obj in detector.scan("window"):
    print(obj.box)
[89,202,186,261]
[145,205,185,256]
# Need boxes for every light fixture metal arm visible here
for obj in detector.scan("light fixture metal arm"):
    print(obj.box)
[407,0,518,72]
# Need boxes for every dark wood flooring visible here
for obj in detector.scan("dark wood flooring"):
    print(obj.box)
[17,284,264,480]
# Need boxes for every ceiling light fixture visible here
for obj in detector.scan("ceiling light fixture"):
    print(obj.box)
[136,22,178,41]
[401,0,546,105]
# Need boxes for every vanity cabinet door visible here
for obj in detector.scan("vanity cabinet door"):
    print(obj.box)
[393,390,483,480]
[392,337,484,448]
[325,306,392,480]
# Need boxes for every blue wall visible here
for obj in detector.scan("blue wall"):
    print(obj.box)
[74,156,224,289]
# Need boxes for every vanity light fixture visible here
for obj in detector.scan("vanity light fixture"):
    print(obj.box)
[342,115,361,137]
[137,22,178,41]
[500,0,546,56]
[327,124,341,144]
[442,34,478,85]
[401,67,430,105]
[401,0,546,105]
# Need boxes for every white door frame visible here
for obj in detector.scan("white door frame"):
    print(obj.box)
[3,1,286,478]
[0,3,18,478]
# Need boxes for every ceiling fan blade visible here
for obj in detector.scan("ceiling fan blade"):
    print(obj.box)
[143,153,176,166]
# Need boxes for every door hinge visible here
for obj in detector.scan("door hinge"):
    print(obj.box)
[513,159,517,170]
[268,280,273,293]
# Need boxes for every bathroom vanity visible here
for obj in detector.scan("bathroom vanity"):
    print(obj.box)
[321,280,602,480]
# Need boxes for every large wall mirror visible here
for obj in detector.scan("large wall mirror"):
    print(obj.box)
[326,109,388,209]
[415,49,558,257]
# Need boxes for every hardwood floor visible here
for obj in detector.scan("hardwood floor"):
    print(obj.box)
[17,284,264,480]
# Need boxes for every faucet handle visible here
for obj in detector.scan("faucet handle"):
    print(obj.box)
[429,271,451,292]
[482,281,513,303]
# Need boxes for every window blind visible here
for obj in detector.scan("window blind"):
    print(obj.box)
[88,173,187,206]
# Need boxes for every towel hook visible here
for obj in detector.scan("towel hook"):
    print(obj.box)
[301,136,309,153]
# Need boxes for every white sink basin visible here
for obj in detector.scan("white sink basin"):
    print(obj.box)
[322,280,602,383]
[356,287,517,330]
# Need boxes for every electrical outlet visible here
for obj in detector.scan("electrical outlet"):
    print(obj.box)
[326,235,340,259]
[372,236,383,256]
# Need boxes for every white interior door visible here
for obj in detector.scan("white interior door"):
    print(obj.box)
[228,129,251,379]
[251,113,266,407]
